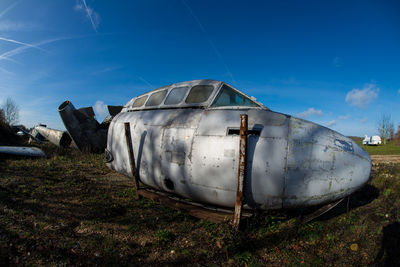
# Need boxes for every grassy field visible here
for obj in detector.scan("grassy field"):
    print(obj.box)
[352,138,400,155]
[1,144,400,266]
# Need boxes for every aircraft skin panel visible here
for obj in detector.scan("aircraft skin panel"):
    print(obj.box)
[283,117,371,208]
[107,108,371,210]
[106,115,131,177]
[190,109,289,209]
[107,108,290,209]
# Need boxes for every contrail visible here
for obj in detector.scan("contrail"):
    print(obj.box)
[0,1,19,18]
[0,56,18,64]
[0,36,46,52]
[0,36,74,62]
[82,0,98,33]
[0,66,13,75]
[138,76,154,89]
[181,0,236,84]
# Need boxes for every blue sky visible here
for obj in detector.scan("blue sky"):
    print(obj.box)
[0,0,399,136]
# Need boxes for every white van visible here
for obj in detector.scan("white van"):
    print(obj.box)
[362,135,382,145]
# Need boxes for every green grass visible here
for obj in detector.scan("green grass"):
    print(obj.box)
[0,143,400,265]
[355,140,400,155]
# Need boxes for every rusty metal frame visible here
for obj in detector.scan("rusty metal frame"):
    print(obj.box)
[137,188,234,223]
[124,122,141,200]
[233,114,248,231]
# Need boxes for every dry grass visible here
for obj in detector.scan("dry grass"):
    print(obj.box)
[0,144,399,266]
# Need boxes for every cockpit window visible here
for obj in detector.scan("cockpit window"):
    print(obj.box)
[132,95,148,107]
[211,84,259,107]
[185,85,214,104]
[164,86,189,105]
[145,90,167,106]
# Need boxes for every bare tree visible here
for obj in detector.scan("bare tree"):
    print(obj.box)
[0,108,5,124]
[377,114,394,144]
[395,124,400,141]
[1,97,19,126]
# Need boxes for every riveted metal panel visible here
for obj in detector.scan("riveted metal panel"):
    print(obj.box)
[284,117,371,208]
[196,109,287,137]
[190,109,289,209]
[246,136,287,209]
[160,127,196,194]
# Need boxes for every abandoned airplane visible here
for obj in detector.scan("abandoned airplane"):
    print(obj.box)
[99,79,372,211]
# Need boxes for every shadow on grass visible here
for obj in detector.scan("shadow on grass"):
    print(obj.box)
[374,222,400,267]
[317,184,380,221]
[241,183,380,230]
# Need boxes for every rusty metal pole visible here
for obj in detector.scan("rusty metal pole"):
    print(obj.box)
[233,114,248,231]
[124,122,141,200]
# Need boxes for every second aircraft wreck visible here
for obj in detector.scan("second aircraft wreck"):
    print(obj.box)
[96,79,372,211]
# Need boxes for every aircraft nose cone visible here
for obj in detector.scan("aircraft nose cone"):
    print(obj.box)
[283,117,371,208]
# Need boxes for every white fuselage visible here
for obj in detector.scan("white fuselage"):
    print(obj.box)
[106,107,371,210]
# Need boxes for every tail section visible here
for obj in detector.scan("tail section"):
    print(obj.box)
[58,100,107,152]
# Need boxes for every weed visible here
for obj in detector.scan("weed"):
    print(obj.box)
[311,256,324,265]
[383,188,392,197]
[155,230,174,244]
[200,220,217,230]
[128,224,140,233]
[234,251,253,265]
[178,248,191,258]
[259,215,281,235]
[326,233,337,242]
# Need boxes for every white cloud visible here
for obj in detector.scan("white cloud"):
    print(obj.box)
[338,115,349,120]
[297,107,323,119]
[345,83,379,108]
[327,120,336,127]
[360,118,368,123]
[398,89,400,95]
[93,100,108,120]
[74,0,100,33]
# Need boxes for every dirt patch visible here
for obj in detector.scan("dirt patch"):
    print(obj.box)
[371,155,400,164]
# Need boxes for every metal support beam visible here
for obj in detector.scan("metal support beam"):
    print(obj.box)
[124,122,141,200]
[138,189,233,223]
[233,114,248,231]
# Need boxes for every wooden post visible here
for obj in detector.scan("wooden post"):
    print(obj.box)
[233,114,248,231]
[124,122,141,200]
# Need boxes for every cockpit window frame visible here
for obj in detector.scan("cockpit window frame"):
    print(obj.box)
[210,84,261,108]
[131,95,148,108]
[122,80,267,112]
[145,89,168,107]
[163,86,190,106]
[185,85,215,104]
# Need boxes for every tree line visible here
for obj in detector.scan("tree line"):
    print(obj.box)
[377,114,399,144]
[0,97,19,126]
